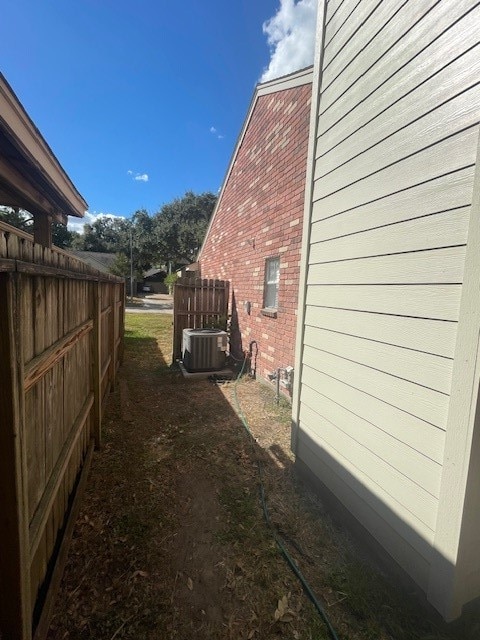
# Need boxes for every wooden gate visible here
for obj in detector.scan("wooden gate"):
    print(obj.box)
[172,277,229,361]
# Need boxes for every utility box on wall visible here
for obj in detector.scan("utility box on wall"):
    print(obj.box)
[182,328,227,372]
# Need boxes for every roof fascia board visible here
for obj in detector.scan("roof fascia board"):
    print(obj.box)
[0,153,69,222]
[256,66,314,97]
[197,66,313,261]
[0,74,87,218]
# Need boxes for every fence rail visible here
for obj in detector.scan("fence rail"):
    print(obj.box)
[172,277,229,361]
[0,221,124,640]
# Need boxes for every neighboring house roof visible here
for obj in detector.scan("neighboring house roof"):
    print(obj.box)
[0,74,87,224]
[70,251,116,273]
[144,267,167,278]
[197,65,313,261]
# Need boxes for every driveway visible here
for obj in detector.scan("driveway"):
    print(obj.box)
[125,293,173,314]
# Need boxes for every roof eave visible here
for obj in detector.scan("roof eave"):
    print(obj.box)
[0,73,87,222]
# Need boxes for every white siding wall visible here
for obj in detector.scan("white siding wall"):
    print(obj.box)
[296,0,480,598]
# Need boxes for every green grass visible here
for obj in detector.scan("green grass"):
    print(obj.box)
[216,484,260,544]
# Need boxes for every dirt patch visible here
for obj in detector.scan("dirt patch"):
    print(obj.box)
[169,472,227,630]
[46,314,480,640]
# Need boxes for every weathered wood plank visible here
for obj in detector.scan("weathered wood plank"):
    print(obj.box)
[91,282,102,449]
[0,220,124,636]
[0,273,31,640]
[29,393,94,562]
[15,260,114,282]
[0,257,16,271]
[109,285,118,390]
[23,320,93,391]
[33,441,94,640]
[25,383,45,523]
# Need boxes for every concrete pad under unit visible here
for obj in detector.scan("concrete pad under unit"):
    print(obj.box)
[178,361,234,380]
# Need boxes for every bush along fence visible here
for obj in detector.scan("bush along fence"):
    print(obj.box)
[0,221,125,640]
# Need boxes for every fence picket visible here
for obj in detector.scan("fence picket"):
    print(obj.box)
[0,223,124,640]
[172,276,229,361]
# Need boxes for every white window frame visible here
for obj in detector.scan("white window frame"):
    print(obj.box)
[263,256,280,310]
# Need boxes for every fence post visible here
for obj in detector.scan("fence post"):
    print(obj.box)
[172,281,179,364]
[91,280,102,449]
[119,281,125,364]
[0,273,32,640]
[108,283,117,391]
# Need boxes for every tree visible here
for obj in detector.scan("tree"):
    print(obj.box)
[130,209,156,272]
[0,206,32,231]
[0,207,78,249]
[74,216,130,253]
[109,252,131,278]
[52,222,80,249]
[153,191,216,266]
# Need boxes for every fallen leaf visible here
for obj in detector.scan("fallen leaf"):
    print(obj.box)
[280,613,294,623]
[274,594,296,623]
[132,570,149,579]
[187,577,193,590]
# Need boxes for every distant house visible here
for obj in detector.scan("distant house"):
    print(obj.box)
[69,250,116,274]
[143,267,167,293]
[198,66,312,393]
[292,0,480,622]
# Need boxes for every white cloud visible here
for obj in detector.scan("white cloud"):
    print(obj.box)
[67,211,125,234]
[261,0,317,82]
[210,125,225,140]
[127,169,149,182]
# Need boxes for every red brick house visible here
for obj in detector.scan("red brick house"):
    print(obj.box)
[198,66,312,393]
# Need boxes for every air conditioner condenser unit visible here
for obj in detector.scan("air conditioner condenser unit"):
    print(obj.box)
[182,328,228,372]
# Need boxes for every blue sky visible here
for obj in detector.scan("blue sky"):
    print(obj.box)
[1,0,316,230]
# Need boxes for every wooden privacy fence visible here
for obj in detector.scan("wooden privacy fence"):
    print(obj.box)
[173,277,229,361]
[0,222,125,640]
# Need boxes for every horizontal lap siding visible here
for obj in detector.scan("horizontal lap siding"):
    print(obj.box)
[298,0,480,581]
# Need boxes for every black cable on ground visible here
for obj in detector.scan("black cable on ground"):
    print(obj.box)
[232,354,340,640]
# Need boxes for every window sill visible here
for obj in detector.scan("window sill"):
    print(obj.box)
[261,308,277,318]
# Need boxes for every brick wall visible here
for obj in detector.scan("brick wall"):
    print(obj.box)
[199,82,311,394]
